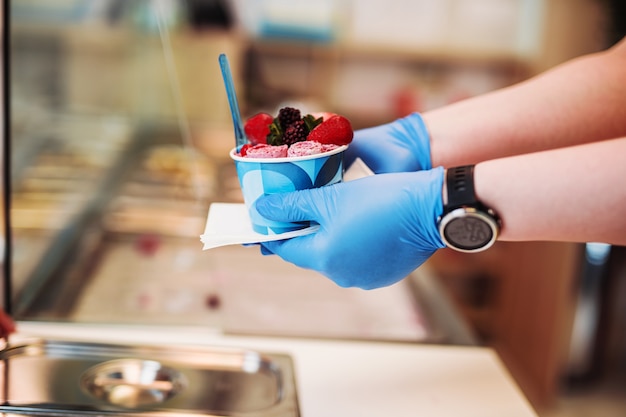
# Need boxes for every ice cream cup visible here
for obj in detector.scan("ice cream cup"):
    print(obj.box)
[230,145,348,235]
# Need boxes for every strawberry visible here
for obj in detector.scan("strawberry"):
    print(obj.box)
[307,115,353,146]
[244,112,273,145]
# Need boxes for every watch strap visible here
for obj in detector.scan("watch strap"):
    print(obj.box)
[445,165,478,210]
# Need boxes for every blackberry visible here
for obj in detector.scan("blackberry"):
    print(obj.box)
[278,107,302,129]
[283,120,307,146]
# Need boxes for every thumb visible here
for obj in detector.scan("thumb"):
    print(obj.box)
[255,189,323,223]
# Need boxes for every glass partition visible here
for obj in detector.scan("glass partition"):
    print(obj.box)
[8,0,244,326]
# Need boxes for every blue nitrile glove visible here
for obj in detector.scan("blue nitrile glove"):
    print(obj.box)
[256,167,446,289]
[344,112,432,174]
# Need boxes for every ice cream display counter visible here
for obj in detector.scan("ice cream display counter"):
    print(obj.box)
[6,116,484,415]
[3,2,538,416]
[9,114,456,342]
[4,119,539,416]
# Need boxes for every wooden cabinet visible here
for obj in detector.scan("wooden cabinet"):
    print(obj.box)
[429,242,584,410]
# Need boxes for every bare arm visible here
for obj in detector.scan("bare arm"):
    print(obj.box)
[424,37,626,168]
[474,137,626,245]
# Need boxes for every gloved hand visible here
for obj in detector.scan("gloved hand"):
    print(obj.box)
[344,112,432,174]
[256,167,446,289]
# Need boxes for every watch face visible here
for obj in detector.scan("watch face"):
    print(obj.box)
[441,211,497,252]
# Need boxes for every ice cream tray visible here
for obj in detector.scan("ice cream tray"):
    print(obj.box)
[0,338,300,417]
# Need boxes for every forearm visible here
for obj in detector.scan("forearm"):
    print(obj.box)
[474,137,626,245]
[424,37,626,168]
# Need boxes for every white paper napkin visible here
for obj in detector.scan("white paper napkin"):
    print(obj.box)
[200,158,374,250]
[200,203,320,250]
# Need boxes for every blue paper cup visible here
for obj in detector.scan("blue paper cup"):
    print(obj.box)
[230,145,347,235]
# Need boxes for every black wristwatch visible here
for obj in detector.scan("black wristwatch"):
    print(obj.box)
[438,165,500,253]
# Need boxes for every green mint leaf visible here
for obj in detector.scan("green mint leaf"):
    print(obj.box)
[303,114,323,133]
[267,118,284,146]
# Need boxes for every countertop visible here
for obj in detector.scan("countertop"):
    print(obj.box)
[12,321,538,417]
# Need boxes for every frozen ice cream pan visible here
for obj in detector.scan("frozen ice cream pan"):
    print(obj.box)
[0,339,299,417]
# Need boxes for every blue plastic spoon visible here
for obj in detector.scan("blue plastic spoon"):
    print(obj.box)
[219,54,247,150]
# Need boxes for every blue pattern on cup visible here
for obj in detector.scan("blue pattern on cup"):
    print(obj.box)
[232,148,346,235]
